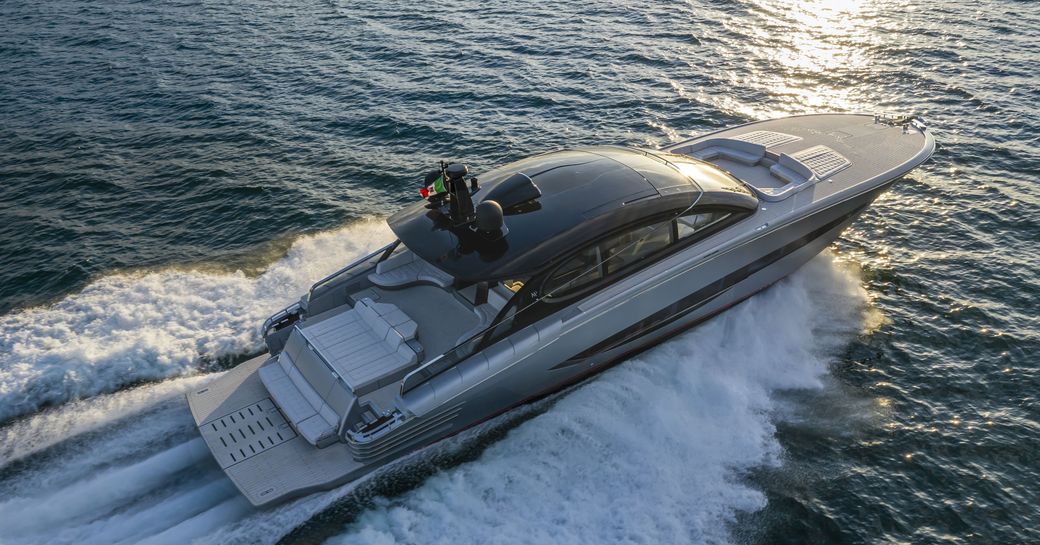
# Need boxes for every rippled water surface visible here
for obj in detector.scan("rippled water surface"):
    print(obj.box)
[1,0,1037,543]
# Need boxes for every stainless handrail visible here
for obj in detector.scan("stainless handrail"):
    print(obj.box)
[260,241,397,338]
[308,242,395,301]
[261,301,302,337]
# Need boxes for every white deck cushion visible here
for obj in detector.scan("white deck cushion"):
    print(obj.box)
[368,251,453,289]
[259,361,316,424]
[260,299,421,446]
[788,144,851,179]
[301,298,420,395]
[677,138,766,165]
[258,359,337,447]
[296,414,337,447]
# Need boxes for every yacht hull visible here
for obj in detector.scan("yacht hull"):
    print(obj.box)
[185,179,890,507]
[391,180,892,445]
[186,113,934,507]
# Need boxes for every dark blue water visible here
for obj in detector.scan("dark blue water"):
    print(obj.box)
[1,0,1037,543]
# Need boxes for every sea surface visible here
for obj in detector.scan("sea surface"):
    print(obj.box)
[0,0,1037,543]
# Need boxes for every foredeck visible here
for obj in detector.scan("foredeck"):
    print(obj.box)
[664,114,933,205]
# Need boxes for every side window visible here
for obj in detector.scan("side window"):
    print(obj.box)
[676,211,731,240]
[542,245,602,299]
[542,219,674,301]
[485,209,743,347]
[602,221,673,275]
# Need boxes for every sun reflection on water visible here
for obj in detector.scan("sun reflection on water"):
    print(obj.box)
[697,0,886,118]
[772,0,871,72]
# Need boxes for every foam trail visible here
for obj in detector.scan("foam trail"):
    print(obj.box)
[0,375,258,545]
[0,252,869,545]
[0,381,205,502]
[0,438,210,538]
[0,373,214,468]
[47,478,237,545]
[135,495,254,545]
[322,253,870,545]
[0,219,392,422]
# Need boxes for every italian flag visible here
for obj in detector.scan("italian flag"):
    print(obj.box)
[419,175,446,199]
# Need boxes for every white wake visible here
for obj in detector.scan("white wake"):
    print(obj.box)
[0,370,363,545]
[321,254,870,545]
[0,247,871,545]
[0,219,392,423]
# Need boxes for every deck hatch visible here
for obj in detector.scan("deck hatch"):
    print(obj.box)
[732,130,801,148]
[198,398,297,469]
[790,145,851,179]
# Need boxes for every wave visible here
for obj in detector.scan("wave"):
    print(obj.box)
[0,219,392,423]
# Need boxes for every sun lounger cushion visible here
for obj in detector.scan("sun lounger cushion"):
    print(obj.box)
[675,138,766,165]
[259,298,421,447]
[368,250,453,289]
[305,298,420,395]
[258,359,338,447]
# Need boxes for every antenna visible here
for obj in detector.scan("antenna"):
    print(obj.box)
[445,162,474,226]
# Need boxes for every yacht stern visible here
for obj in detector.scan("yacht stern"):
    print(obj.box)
[185,356,368,507]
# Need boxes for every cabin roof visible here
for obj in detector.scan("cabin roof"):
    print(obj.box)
[387,146,758,282]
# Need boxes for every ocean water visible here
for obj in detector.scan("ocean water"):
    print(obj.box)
[0,0,1037,543]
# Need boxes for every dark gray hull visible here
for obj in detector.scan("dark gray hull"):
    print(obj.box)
[410,180,890,444]
[186,113,933,507]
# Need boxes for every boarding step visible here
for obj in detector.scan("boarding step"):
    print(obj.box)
[197,398,297,469]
